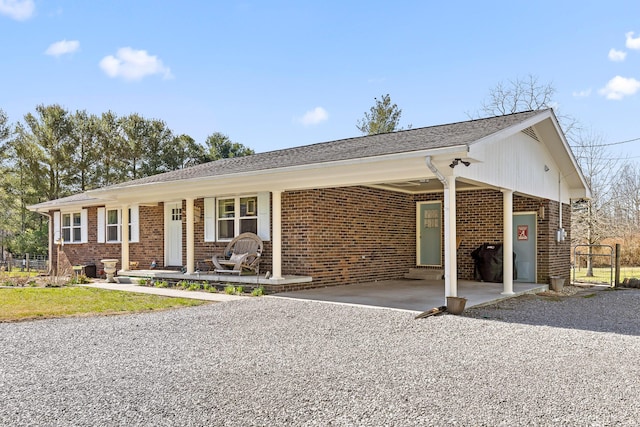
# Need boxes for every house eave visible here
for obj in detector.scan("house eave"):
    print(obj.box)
[87,145,470,203]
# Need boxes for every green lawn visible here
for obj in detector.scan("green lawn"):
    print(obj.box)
[572,266,640,284]
[0,287,209,322]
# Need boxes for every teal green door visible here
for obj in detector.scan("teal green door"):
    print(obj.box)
[419,202,442,266]
[513,213,536,282]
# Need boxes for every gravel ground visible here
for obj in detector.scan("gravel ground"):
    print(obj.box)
[2,287,640,426]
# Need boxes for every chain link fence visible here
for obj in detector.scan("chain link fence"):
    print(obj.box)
[572,244,640,287]
[0,254,48,273]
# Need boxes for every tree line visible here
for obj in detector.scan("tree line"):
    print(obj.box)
[0,104,253,256]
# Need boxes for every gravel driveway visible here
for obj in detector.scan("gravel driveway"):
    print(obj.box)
[2,287,640,426]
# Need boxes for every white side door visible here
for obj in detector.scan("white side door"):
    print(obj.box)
[165,202,183,267]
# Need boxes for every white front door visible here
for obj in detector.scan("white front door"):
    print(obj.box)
[165,202,183,267]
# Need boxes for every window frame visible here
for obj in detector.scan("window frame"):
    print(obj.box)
[216,195,258,241]
[106,208,121,243]
[56,209,88,244]
[97,206,139,244]
[61,212,82,243]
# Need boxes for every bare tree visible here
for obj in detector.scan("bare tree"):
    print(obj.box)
[471,74,579,142]
[477,74,555,116]
[571,128,620,275]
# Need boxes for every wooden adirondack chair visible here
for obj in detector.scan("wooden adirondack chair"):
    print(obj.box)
[212,232,263,275]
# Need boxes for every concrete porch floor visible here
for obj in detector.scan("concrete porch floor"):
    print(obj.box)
[273,279,547,313]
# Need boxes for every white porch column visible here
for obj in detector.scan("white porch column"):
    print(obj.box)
[502,189,514,295]
[185,197,195,274]
[121,204,130,272]
[271,190,283,280]
[445,176,457,298]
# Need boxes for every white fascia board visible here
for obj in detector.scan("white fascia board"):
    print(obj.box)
[27,196,105,213]
[90,145,470,202]
[543,112,591,195]
[468,110,553,149]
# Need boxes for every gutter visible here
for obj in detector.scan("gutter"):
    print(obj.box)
[87,145,470,197]
[425,156,448,188]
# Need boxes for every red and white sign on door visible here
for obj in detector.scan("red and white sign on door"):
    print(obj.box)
[517,225,528,241]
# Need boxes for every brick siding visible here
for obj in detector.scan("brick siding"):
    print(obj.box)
[50,187,570,289]
[279,187,415,289]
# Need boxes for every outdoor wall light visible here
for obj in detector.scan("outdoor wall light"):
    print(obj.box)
[449,158,470,168]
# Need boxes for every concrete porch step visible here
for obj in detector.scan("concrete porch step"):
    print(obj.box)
[404,268,444,280]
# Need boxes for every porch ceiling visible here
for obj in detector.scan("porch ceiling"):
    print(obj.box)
[370,178,480,194]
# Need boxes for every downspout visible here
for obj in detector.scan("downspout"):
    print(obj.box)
[557,172,566,242]
[425,156,456,300]
[35,211,54,275]
[425,156,448,190]
[559,172,562,229]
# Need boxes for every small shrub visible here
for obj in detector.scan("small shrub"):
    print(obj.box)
[138,278,152,287]
[224,285,236,295]
[176,280,190,290]
[154,280,169,288]
[251,286,265,297]
[68,274,90,285]
[187,282,201,291]
[235,286,244,294]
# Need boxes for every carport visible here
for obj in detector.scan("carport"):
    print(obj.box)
[273,279,546,312]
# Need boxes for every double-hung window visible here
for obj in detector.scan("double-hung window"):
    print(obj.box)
[204,193,269,242]
[97,206,139,243]
[106,209,120,242]
[54,210,88,244]
[62,212,82,243]
[216,196,258,240]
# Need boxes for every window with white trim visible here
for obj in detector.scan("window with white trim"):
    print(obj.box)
[62,212,82,243]
[106,209,120,242]
[55,209,88,244]
[97,206,139,243]
[216,196,258,240]
[204,193,270,242]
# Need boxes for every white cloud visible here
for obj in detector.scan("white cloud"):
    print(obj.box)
[299,107,328,125]
[99,47,173,81]
[572,88,592,98]
[608,48,627,62]
[0,0,34,21]
[599,76,640,100]
[45,40,80,57]
[626,31,640,50]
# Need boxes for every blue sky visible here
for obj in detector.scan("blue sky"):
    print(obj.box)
[1,0,640,160]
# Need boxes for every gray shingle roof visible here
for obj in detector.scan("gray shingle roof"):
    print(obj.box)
[29,109,546,211]
[28,192,101,211]
[99,109,544,190]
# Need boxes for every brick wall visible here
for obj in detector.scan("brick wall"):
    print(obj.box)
[53,205,166,274]
[539,200,572,285]
[49,187,571,288]
[414,189,570,284]
[279,187,415,289]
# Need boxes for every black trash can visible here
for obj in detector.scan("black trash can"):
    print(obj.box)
[84,263,97,278]
[471,243,517,282]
